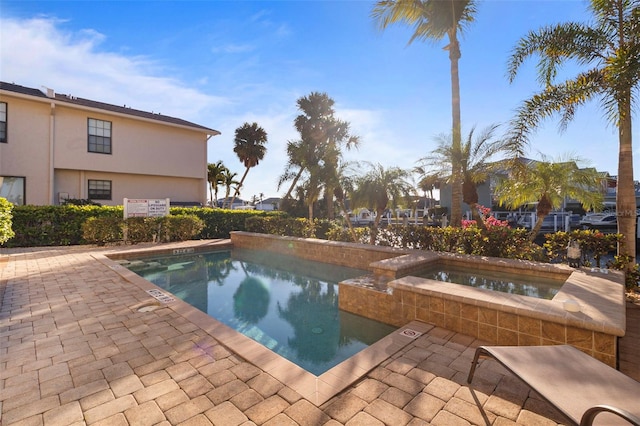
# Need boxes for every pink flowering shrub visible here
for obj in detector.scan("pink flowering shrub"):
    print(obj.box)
[462,205,509,229]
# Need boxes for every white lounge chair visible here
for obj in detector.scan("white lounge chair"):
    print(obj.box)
[467,345,640,426]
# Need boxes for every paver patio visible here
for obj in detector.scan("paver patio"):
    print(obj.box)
[1,241,637,425]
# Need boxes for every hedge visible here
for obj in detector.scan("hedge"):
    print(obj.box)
[3,205,280,247]
[0,197,15,245]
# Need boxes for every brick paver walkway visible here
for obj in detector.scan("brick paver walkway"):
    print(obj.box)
[0,243,636,425]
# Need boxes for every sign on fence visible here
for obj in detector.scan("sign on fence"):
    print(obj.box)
[123,198,170,218]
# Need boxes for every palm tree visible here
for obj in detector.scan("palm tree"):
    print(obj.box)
[207,161,226,207]
[413,164,440,214]
[372,0,477,227]
[221,169,240,209]
[229,122,268,209]
[333,160,360,242]
[350,163,415,244]
[416,172,439,212]
[506,0,640,262]
[418,124,509,229]
[303,166,325,221]
[278,92,358,219]
[278,139,308,203]
[494,154,604,241]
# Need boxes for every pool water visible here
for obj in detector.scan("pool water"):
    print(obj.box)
[125,248,397,375]
[417,264,562,299]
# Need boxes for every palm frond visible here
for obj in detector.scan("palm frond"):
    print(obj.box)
[372,0,476,46]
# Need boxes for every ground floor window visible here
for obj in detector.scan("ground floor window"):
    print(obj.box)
[0,176,25,205]
[88,179,112,200]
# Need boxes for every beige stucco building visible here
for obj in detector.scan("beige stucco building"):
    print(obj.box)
[0,82,219,206]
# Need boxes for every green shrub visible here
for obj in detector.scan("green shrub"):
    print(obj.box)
[124,217,162,244]
[544,229,622,267]
[312,219,335,240]
[325,223,369,243]
[169,207,278,239]
[7,205,122,247]
[164,215,205,242]
[82,217,124,245]
[7,205,280,247]
[606,254,640,290]
[81,214,205,245]
[342,224,545,261]
[0,197,15,245]
[62,198,102,206]
[245,216,315,237]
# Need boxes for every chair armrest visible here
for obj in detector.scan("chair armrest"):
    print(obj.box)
[580,404,640,426]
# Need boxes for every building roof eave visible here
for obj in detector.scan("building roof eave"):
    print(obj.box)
[0,81,220,136]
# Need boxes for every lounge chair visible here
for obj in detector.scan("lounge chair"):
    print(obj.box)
[467,345,640,426]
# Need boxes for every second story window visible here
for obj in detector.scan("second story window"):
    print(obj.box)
[88,118,112,154]
[0,102,7,143]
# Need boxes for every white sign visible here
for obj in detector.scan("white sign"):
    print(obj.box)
[124,198,170,218]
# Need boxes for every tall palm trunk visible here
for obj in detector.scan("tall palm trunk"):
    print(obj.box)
[463,176,486,231]
[528,214,547,242]
[468,202,486,231]
[325,189,335,220]
[229,167,250,209]
[617,95,636,266]
[615,4,636,268]
[336,199,358,243]
[449,34,463,227]
[283,168,305,200]
[370,210,385,245]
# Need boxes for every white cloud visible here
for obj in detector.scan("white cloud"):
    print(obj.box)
[338,106,426,173]
[211,43,255,54]
[0,17,228,126]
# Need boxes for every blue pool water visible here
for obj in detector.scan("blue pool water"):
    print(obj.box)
[125,248,397,375]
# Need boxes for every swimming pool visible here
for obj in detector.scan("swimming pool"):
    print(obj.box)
[416,264,562,299]
[123,248,397,375]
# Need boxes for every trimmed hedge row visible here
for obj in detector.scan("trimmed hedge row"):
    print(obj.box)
[3,205,638,289]
[82,215,205,245]
[3,205,282,247]
[8,205,122,247]
[244,216,335,239]
[3,206,628,265]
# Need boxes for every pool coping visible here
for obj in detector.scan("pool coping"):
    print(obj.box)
[96,241,426,406]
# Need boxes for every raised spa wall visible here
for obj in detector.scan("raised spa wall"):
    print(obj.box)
[230,232,626,367]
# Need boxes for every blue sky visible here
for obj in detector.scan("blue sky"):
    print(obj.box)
[1,0,636,202]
